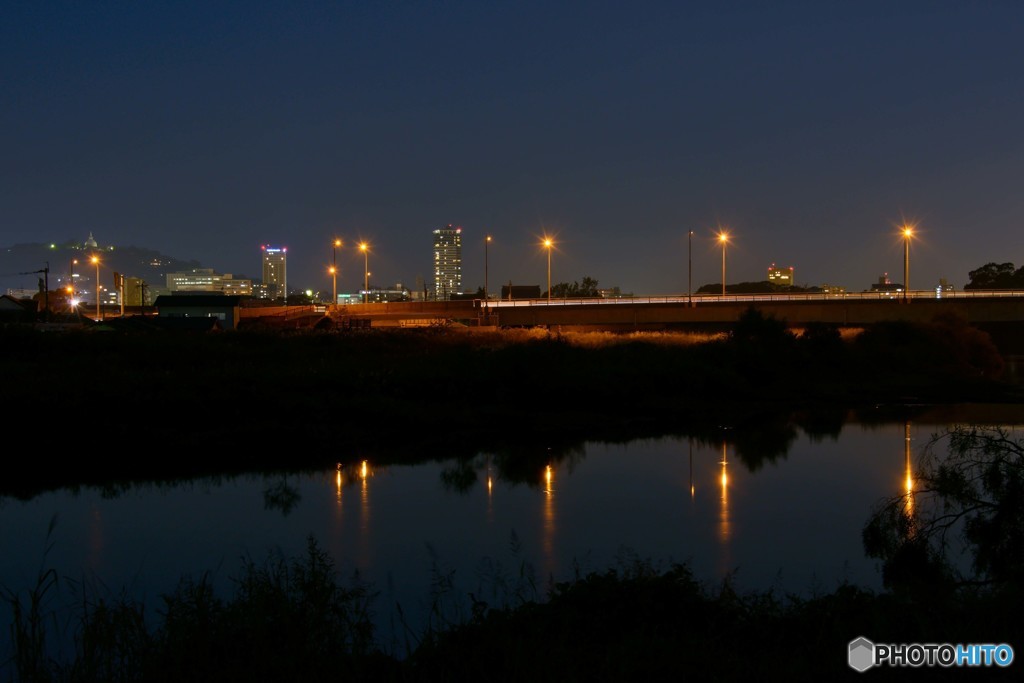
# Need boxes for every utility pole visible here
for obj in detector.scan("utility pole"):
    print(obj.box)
[20,263,50,319]
[138,281,149,314]
[688,230,693,307]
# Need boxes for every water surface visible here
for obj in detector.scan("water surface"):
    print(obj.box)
[2,409,1020,661]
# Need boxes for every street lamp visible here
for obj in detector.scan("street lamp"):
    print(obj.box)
[718,231,729,296]
[688,230,694,307]
[902,226,913,303]
[91,254,101,320]
[359,242,369,304]
[332,238,342,304]
[485,235,491,308]
[543,238,553,303]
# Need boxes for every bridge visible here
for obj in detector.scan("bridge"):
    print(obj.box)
[315,289,1024,352]
[334,290,1024,332]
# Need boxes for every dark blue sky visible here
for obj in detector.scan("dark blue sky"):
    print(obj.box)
[3,1,1023,295]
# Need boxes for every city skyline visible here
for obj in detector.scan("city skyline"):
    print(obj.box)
[3,2,1024,296]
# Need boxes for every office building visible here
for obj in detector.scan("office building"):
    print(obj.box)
[432,225,462,300]
[166,268,253,296]
[261,245,287,300]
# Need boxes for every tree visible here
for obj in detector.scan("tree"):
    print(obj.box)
[547,276,601,298]
[964,262,1019,289]
[863,425,1024,593]
[286,291,314,306]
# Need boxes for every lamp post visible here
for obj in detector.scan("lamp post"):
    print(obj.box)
[688,230,693,307]
[332,238,341,305]
[91,255,101,319]
[359,242,369,304]
[485,235,491,308]
[543,238,553,303]
[718,231,729,296]
[69,258,77,297]
[902,226,913,303]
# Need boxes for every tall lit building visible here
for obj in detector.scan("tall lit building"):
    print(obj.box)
[767,263,794,287]
[261,245,287,300]
[432,225,462,300]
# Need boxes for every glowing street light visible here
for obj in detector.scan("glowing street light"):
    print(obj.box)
[485,235,492,308]
[902,225,913,303]
[718,231,730,296]
[91,254,101,320]
[688,230,694,307]
[359,242,369,304]
[332,238,342,304]
[542,238,554,302]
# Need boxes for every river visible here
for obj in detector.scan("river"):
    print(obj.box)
[2,403,1023,665]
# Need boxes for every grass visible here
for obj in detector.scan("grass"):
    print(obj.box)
[5,533,1022,682]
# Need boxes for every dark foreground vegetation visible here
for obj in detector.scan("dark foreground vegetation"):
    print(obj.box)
[3,311,1023,680]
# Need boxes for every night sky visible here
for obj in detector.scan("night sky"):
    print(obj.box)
[3,1,1023,296]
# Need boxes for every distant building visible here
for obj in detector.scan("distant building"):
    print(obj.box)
[154,294,242,330]
[768,264,794,286]
[0,294,35,322]
[261,245,287,300]
[869,274,903,293]
[360,283,412,303]
[432,225,462,300]
[820,283,847,295]
[124,276,150,306]
[166,268,253,296]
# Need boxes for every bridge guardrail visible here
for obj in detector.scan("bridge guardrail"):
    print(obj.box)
[480,289,1024,308]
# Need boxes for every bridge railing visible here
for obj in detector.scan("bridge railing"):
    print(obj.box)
[482,289,1024,308]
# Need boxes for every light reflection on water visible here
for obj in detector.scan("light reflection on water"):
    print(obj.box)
[0,412,1019,660]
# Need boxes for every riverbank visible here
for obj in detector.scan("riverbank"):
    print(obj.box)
[1,311,1020,498]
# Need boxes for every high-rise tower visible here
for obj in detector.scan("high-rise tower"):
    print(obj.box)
[432,225,462,300]
[261,245,287,300]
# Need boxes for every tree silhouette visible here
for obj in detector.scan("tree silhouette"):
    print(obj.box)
[863,425,1024,594]
[964,262,1024,289]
